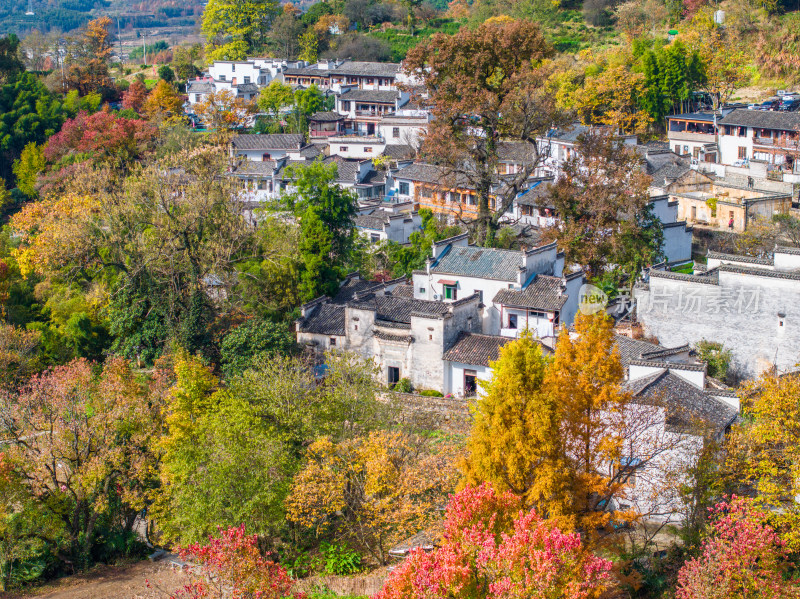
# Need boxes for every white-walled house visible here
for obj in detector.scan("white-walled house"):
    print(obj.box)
[636,247,800,376]
[356,209,421,244]
[411,235,584,337]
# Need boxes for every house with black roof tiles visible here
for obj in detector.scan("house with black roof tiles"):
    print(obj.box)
[295,274,484,392]
[411,235,585,337]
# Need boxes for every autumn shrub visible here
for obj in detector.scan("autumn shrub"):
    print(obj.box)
[172,525,305,599]
[374,483,612,599]
[676,497,800,599]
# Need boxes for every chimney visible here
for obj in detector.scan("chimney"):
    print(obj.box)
[425,256,432,275]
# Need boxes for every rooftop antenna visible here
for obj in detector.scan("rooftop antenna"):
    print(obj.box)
[25,0,34,16]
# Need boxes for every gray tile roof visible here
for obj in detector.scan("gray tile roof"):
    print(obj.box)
[515,179,554,207]
[232,160,278,175]
[300,144,323,159]
[542,123,590,143]
[352,295,452,323]
[667,112,718,123]
[310,111,344,122]
[391,284,414,298]
[339,88,400,103]
[235,82,259,93]
[443,332,513,367]
[332,277,385,304]
[383,144,415,160]
[719,108,800,130]
[492,275,567,311]
[355,214,388,230]
[232,134,306,150]
[334,61,401,77]
[187,81,214,93]
[498,141,537,162]
[615,336,660,367]
[431,245,523,282]
[624,370,738,434]
[297,303,345,336]
[321,155,360,182]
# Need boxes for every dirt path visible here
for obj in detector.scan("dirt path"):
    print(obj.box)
[7,557,189,599]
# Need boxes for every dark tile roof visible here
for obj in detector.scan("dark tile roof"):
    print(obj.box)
[624,370,738,434]
[300,144,323,159]
[431,245,523,282]
[355,214,388,230]
[334,61,401,77]
[232,160,278,175]
[541,123,590,143]
[391,284,414,298]
[638,150,693,183]
[187,81,214,93]
[339,88,400,103]
[360,295,452,323]
[309,111,344,122]
[321,155,360,182]
[296,303,345,336]
[332,276,385,304]
[515,179,554,207]
[615,336,660,367]
[383,144,415,160]
[443,332,513,367]
[707,250,772,266]
[776,246,800,256]
[235,82,259,93]
[719,108,800,130]
[232,134,306,150]
[395,162,447,184]
[667,112,718,122]
[497,141,537,162]
[492,275,567,311]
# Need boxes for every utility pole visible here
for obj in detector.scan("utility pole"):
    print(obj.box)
[116,17,123,72]
[142,31,147,67]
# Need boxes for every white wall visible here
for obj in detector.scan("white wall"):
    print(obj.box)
[444,361,492,397]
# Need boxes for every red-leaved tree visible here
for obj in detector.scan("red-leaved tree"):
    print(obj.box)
[170,525,306,599]
[374,484,612,599]
[676,497,800,599]
[44,109,157,166]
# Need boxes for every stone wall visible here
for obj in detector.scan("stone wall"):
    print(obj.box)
[380,391,472,434]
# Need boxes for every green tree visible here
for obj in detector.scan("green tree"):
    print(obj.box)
[0,34,24,82]
[219,318,296,378]
[298,30,319,62]
[281,162,358,301]
[157,64,175,83]
[11,142,45,198]
[202,0,281,60]
[387,208,462,276]
[0,72,64,182]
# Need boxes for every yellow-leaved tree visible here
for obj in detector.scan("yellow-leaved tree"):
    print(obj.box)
[724,373,800,551]
[286,430,461,565]
[463,332,570,518]
[144,80,185,124]
[545,312,633,543]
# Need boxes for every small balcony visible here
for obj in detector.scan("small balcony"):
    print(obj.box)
[667,131,716,143]
[309,129,340,137]
[754,136,800,149]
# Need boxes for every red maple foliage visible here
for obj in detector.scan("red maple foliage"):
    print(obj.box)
[374,484,612,599]
[44,109,157,165]
[676,497,800,599]
[171,525,306,599]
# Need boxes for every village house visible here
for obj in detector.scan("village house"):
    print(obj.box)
[355,208,421,244]
[335,88,411,136]
[281,60,405,91]
[666,112,719,164]
[609,334,739,522]
[411,234,585,337]
[717,109,800,177]
[635,247,800,376]
[668,180,791,232]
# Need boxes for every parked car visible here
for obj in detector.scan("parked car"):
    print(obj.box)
[760,98,781,110]
[780,97,800,111]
